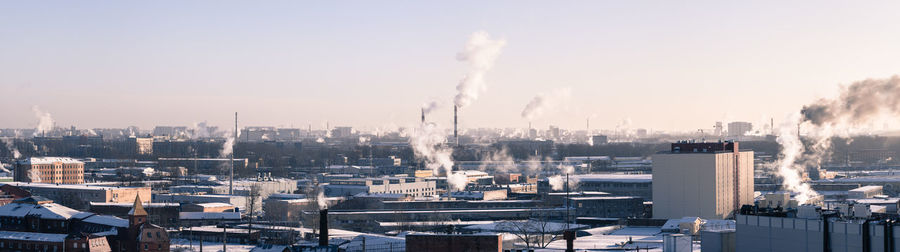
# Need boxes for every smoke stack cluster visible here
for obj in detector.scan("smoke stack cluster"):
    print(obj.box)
[319,209,329,246]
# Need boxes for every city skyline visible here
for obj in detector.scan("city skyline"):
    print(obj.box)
[5,1,900,132]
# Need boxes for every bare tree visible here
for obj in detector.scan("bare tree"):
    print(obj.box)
[497,209,565,249]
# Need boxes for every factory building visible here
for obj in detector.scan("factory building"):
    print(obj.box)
[14,157,85,184]
[736,205,899,252]
[653,141,754,219]
[324,177,436,197]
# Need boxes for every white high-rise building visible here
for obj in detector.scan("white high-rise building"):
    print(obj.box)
[727,122,753,137]
[652,142,754,219]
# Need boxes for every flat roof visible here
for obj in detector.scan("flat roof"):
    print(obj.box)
[3,182,148,191]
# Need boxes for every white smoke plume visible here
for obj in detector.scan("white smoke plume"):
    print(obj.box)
[774,75,900,204]
[28,167,42,183]
[453,31,507,108]
[548,158,579,191]
[2,139,20,159]
[31,106,54,137]
[191,121,211,139]
[477,147,517,174]
[421,100,442,116]
[774,113,819,204]
[408,122,465,191]
[317,188,327,210]
[521,88,573,121]
[219,130,238,158]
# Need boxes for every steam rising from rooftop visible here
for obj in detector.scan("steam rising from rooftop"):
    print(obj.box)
[31,106,53,136]
[454,31,507,109]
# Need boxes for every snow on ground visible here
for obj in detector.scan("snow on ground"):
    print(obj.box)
[170,239,256,252]
[534,226,700,252]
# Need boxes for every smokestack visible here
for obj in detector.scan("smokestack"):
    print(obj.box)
[319,209,329,246]
[230,112,236,195]
[421,108,425,124]
[454,105,459,146]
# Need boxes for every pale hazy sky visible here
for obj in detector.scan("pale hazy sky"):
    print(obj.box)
[3,1,900,132]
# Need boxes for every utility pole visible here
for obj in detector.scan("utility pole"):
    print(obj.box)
[223,217,227,252]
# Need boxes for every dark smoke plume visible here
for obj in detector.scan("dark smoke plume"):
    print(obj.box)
[801,76,900,126]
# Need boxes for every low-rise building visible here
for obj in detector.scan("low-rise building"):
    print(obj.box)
[3,183,151,210]
[324,177,436,197]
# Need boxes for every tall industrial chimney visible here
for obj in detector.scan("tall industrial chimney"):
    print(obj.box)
[454,105,459,146]
[319,209,329,246]
[230,112,236,195]
[421,108,425,124]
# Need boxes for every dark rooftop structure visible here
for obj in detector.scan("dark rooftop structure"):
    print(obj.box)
[670,141,738,153]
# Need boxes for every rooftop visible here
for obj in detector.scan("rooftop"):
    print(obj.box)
[18,157,84,165]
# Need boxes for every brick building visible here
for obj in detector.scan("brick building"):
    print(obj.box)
[15,157,85,184]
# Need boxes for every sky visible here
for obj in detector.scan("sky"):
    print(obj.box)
[3,1,900,133]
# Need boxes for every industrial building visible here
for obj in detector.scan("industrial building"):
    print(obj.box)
[736,204,899,252]
[14,157,85,184]
[3,182,151,210]
[324,176,437,197]
[653,141,754,219]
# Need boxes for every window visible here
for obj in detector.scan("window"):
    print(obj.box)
[144,244,148,250]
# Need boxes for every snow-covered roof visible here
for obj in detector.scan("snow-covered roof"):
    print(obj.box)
[0,202,90,220]
[3,182,147,191]
[179,212,241,220]
[194,202,234,208]
[463,221,587,233]
[569,196,640,201]
[0,231,67,242]
[18,157,83,165]
[574,174,652,183]
[82,215,128,228]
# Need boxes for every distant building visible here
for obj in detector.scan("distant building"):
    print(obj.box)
[591,135,609,145]
[127,137,153,155]
[331,127,353,138]
[569,196,645,218]
[727,122,753,137]
[14,157,85,184]
[157,158,248,175]
[653,141,754,219]
[324,177,436,197]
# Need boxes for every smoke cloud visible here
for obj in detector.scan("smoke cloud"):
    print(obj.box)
[776,75,900,204]
[31,106,53,137]
[801,76,900,127]
[317,188,327,210]
[219,130,238,158]
[421,100,442,116]
[548,161,577,191]
[454,31,507,109]
[408,122,465,191]
[521,88,572,121]
[2,139,21,159]
[774,113,819,204]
